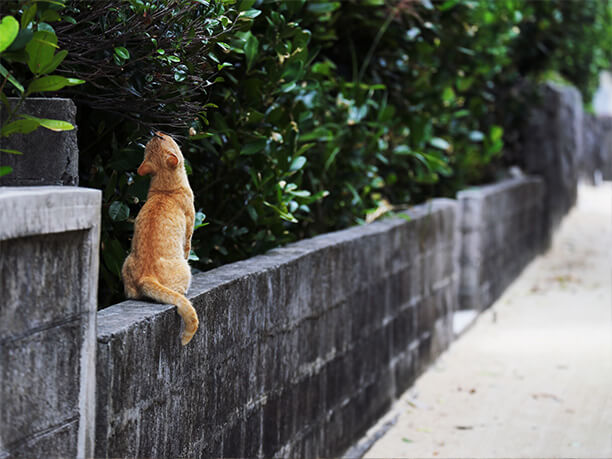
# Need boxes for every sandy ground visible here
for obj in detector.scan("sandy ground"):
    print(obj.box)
[363,183,612,459]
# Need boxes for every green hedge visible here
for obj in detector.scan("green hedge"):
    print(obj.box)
[2,0,611,307]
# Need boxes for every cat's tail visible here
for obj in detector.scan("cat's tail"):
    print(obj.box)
[139,276,199,345]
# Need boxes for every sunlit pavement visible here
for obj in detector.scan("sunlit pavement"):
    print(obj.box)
[362,182,612,458]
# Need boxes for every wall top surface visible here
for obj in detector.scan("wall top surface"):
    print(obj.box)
[0,186,101,240]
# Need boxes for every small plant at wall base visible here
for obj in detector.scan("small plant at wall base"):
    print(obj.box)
[0,2,83,177]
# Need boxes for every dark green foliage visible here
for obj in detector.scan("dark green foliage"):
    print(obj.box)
[0,0,84,172]
[3,0,610,307]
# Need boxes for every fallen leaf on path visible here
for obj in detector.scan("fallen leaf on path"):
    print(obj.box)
[455,425,473,430]
[402,438,414,443]
[469,388,477,394]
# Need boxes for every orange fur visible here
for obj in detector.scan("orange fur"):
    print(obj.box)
[122,132,199,345]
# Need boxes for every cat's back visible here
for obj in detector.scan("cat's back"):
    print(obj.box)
[133,191,189,259]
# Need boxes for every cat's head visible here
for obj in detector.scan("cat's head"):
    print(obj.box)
[137,132,184,176]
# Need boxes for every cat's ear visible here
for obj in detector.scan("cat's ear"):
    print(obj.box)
[137,161,154,176]
[166,152,179,168]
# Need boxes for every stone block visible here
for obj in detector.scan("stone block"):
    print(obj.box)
[517,83,583,243]
[0,98,78,186]
[0,186,100,459]
[94,198,459,458]
[457,177,544,311]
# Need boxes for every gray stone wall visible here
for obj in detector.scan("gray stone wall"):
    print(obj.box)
[519,83,583,246]
[457,177,544,311]
[0,98,79,186]
[0,187,101,458]
[582,114,612,182]
[94,199,459,459]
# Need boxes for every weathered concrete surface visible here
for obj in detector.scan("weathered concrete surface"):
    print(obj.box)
[363,183,612,458]
[0,187,101,459]
[95,199,460,459]
[518,83,583,246]
[582,114,612,182]
[0,98,78,186]
[457,177,544,311]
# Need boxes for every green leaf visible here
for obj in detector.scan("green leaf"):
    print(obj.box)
[244,32,259,72]
[40,49,68,74]
[247,205,258,222]
[239,9,261,19]
[188,249,200,261]
[0,166,13,177]
[490,125,503,142]
[0,118,40,137]
[457,77,474,92]
[20,114,74,132]
[194,211,209,230]
[25,30,57,74]
[0,148,23,155]
[393,145,412,155]
[442,86,455,103]
[307,2,340,14]
[21,4,37,29]
[288,189,311,198]
[6,28,33,52]
[27,75,84,94]
[438,0,459,11]
[39,10,61,23]
[240,139,266,155]
[0,63,24,93]
[37,22,55,33]
[289,155,307,172]
[469,130,485,142]
[239,0,256,11]
[263,201,298,223]
[114,46,130,60]
[324,147,340,171]
[108,201,130,221]
[0,16,19,54]
[429,137,451,151]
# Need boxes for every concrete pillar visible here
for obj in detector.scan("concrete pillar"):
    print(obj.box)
[0,98,79,186]
[0,186,101,458]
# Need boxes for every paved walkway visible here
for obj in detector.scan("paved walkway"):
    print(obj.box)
[362,183,612,458]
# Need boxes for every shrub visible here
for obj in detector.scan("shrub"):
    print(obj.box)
[0,0,84,177]
[2,0,611,307]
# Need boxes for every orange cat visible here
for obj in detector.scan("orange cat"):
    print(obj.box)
[121,132,199,345]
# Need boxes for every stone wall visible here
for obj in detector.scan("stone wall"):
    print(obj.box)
[518,83,583,247]
[94,199,459,459]
[582,113,612,182]
[457,177,544,311]
[0,98,79,187]
[0,187,101,458]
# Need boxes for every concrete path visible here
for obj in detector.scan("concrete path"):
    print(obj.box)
[362,183,612,458]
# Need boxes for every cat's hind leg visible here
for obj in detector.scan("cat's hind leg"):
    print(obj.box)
[121,255,140,298]
[156,257,192,295]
